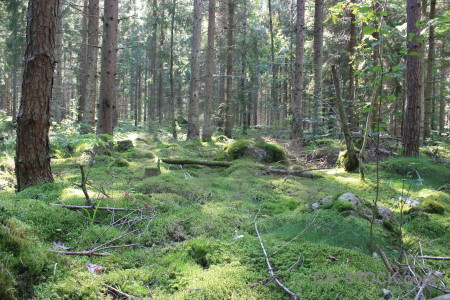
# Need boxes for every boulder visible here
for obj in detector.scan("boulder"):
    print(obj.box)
[116,140,134,152]
[335,192,395,223]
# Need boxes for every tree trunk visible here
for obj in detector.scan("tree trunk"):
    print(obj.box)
[187,0,202,139]
[423,0,436,139]
[78,0,89,124]
[52,3,64,123]
[268,0,277,126]
[291,0,305,146]
[16,0,58,191]
[157,8,165,125]
[169,0,177,139]
[83,0,100,132]
[312,0,324,136]
[4,73,11,114]
[348,0,357,130]
[403,0,423,156]
[202,0,216,141]
[96,0,118,139]
[224,0,235,138]
[331,65,358,171]
[438,64,447,135]
[241,1,248,135]
[148,0,158,131]
[12,71,18,122]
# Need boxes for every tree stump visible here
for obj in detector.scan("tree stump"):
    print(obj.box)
[116,140,134,152]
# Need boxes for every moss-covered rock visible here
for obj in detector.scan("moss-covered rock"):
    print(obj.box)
[111,158,130,167]
[214,139,287,164]
[116,139,134,152]
[337,149,359,172]
[420,199,445,214]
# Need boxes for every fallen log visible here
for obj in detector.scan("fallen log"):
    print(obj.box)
[262,167,320,179]
[160,158,232,167]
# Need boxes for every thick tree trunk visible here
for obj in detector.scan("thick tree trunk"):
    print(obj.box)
[224,0,235,138]
[312,0,324,135]
[423,0,436,139]
[187,0,202,139]
[403,0,423,156]
[16,0,58,191]
[202,0,216,141]
[291,0,305,146]
[96,0,118,139]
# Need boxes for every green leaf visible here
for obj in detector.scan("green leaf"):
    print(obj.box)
[361,106,375,113]
[363,25,376,35]
[408,52,419,56]
[417,38,424,44]
[359,6,372,13]
[386,95,396,101]
[379,11,388,16]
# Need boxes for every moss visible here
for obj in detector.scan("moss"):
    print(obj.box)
[116,139,134,152]
[261,143,287,164]
[215,139,287,164]
[333,200,354,212]
[420,199,445,214]
[337,150,359,172]
[111,158,130,167]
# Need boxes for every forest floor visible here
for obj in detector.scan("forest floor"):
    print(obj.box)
[0,121,449,299]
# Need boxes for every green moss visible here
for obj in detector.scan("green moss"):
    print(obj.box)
[111,158,130,167]
[333,200,354,212]
[261,143,287,164]
[420,199,445,214]
[337,150,359,172]
[215,139,287,164]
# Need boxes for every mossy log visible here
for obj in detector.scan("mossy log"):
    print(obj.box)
[161,158,232,167]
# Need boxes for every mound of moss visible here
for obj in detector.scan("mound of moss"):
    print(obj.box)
[214,139,287,164]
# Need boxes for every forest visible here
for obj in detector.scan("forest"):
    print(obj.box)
[0,0,449,299]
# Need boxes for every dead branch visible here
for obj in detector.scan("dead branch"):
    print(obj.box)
[414,271,433,300]
[49,244,140,256]
[105,284,134,299]
[50,203,141,212]
[376,245,395,275]
[75,165,91,205]
[161,158,232,167]
[254,215,299,300]
[418,256,450,261]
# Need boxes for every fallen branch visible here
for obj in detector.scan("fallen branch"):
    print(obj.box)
[376,245,395,275]
[50,203,140,212]
[105,284,134,299]
[254,215,299,300]
[262,167,320,179]
[161,158,232,167]
[49,244,139,256]
[418,256,450,261]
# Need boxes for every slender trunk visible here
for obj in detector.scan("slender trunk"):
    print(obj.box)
[53,3,64,123]
[348,0,356,130]
[423,0,436,139]
[158,8,165,125]
[187,0,202,139]
[83,0,100,132]
[12,71,18,122]
[148,0,158,131]
[403,0,423,156]
[96,0,118,139]
[438,65,447,134]
[312,0,324,135]
[224,0,235,138]
[202,0,216,141]
[241,1,248,135]
[268,0,277,126]
[291,0,305,146]
[169,0,177,139]
[78,0,89,123]
[5,73,11,114]
[16,0,58,191]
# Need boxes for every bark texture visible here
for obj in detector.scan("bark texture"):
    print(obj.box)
[16,0,58,191]
[96,0,118,138]
[224,0,235,138]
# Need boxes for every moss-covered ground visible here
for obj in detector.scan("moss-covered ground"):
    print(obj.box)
[0,124,449,299]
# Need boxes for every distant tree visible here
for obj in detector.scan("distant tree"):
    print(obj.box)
[312,0,324,135]
[96,0,118,139]
[15,0,58,191]
[202,0,216,141]
[403,0,423,156]
[423,0,436,139]
[224,0,235,138]
[187,0,202,139]
[291,0,305,145]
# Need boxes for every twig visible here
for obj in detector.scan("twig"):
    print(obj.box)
[414,271,432,300]
[48,250,109,256]
[254,214,299,300]
[50,203,140,212]
[375,245,395,275]
[418,256,450,261]
[105,284,134,299]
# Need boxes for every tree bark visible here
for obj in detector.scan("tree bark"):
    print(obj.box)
[15,0,58,191]
[347,0,357,130]
[148,0,158,131]
[169,0,177,139]
[291,0,305,146]
[187,0,202,139]
[438,64,447,135]
[78,0,89,124]
[96,0,118,139]
[52,3,64,123]
[202,0,216,141]
[423,0,436,139]
[312,0,324,135]
[403,0,423,156]
[157,8,165,125]
[224,0,235,138]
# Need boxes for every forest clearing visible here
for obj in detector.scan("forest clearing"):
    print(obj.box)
[0,0,449,299]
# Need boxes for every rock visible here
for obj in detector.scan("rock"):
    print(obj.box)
[382,288,393,299]
[311,202,320,210]
[405,199,421,207]
[338,192,363,206]
[377,205,395,222]
[320,198,333,204]
[372,252,378,258]
[116,140,134,152]
[145,167,161,177]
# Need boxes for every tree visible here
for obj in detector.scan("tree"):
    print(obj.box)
[312,0,324,135]
[291,0,305,145]
[224,0,235,138]
[187,0,202,140]
[202,0,216,141]
[96,0,118,139]
[15,0,58,191]
[423,0,436,139]
[403,0,423,156]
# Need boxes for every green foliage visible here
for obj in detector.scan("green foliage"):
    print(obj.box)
[111,158,130,167]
